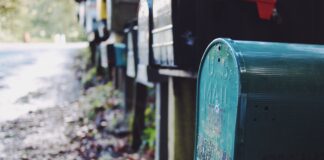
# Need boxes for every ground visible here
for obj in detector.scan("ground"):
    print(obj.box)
[0,43,153,160]
[0,43,84,160]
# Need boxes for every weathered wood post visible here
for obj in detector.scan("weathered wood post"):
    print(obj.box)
[167,77,196,160]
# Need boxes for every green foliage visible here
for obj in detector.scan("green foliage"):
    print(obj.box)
[78,82,123,120]
[82,67,97,85]
[0,0,86,42]
[143,127,156,150]
[142,104,156,150]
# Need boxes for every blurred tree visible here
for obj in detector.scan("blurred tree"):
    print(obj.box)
[0,0,85,42]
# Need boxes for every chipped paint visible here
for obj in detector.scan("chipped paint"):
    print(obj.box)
[196,43,240,160]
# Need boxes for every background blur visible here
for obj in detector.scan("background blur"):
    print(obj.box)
[0,0,85,42]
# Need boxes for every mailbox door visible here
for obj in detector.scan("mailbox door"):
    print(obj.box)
[196,40,241,160]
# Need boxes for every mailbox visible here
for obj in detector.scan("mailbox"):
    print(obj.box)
[99,42,109,69]
[85,0,98,34]
[100,43,115,68]
[96,0,110,41]
[77,1,86,28]
[101,43,126,68]
[195,38,324,160]
[195,0,324,71]
[125,22,138,78]
[136,0,154,85]
[96,0,107,21]
[114,43,127,67]
[106,0,139,32]
[152,0,196,69]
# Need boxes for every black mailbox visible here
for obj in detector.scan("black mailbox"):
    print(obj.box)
[152,0,196,69]
[195,0,324,70]
[106,0,139,33]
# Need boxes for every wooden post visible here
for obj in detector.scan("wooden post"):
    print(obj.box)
[155,82,169,160]
[168,77,197,160]
[131,83,148,151]
[125,77,135,112]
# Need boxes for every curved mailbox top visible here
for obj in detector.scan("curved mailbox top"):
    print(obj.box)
[126,24,138,78]
[137,0,152,66]
[136,0,154,86]
[196,38,324,160]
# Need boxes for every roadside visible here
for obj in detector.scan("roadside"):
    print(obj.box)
[0,45,154,160]
[0,44,84,160]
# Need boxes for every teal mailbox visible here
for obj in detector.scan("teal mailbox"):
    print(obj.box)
[114,43,127,67]
[196,38,324,160]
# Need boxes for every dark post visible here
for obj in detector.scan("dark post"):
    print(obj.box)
[155,82,169,160]
[131,83,148,151]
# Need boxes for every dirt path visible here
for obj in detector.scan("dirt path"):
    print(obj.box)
[0,43,86,160]
[0,104,82,160]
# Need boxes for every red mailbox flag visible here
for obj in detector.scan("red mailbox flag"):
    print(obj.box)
[243,0,277,20]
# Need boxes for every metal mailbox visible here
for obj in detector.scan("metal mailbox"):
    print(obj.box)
[125,21,138,78]
[106,0,139,33]
[100,43,116,68]
[85,0,98,34]
[152,0,196,68]
[136,0,154,85]
[195,38,324,160]
[114,43,127,67]
[96,0,110,41]
[195,0,324,71]
[76,0,86,28]
[99,42,109,69]
[101,43,126,68]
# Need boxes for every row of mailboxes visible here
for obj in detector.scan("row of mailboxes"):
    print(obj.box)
[128,0,324,75]
[195,38,324,160]
[93,0,165,85]
[83,0,324,72]
[79,0,138,43]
